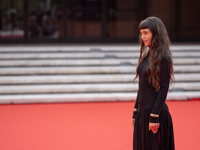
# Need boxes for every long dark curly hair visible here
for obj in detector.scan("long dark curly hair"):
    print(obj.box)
[133,16,174,91]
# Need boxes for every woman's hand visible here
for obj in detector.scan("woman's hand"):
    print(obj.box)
[132,118,135,127]
[149,123,159,134]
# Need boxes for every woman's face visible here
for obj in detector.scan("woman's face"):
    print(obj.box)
[140,28,153,47]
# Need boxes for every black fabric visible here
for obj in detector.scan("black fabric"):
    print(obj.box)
[149,115,159,123]
[133,107,175,150]
[132,54,175,150]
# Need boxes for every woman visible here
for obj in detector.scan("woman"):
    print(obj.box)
[132,17,175,150]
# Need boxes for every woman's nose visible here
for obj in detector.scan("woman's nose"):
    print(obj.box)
[141,34,144,39]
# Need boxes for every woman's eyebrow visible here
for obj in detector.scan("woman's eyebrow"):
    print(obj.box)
[140,30,147,33]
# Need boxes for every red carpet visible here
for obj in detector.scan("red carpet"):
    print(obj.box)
[0,100,200,150]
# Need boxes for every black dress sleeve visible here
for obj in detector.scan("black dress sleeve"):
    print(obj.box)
[149,56,171,123]
[132,91,139,118]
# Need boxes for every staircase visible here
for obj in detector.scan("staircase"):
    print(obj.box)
[0,44,200,104]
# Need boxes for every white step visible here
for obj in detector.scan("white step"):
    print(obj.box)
[1,51,200,59]
[1,58,200,67]
[0,66,134,75]
[1,45,200,52]
[0,82,200,94]
[173,65,200,73]
[0,83,137,94]
[0,65,200,75]
[0,91,200,104]
[0,59,137,66]
[0,74,134,84]
[0,73,200,84]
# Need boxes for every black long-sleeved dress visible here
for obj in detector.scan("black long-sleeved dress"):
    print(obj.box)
[132,53,175,150]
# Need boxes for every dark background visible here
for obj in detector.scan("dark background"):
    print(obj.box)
[0,0,199,43]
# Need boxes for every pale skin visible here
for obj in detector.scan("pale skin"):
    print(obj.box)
[132,118,160,134]
[132,28,160,134]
